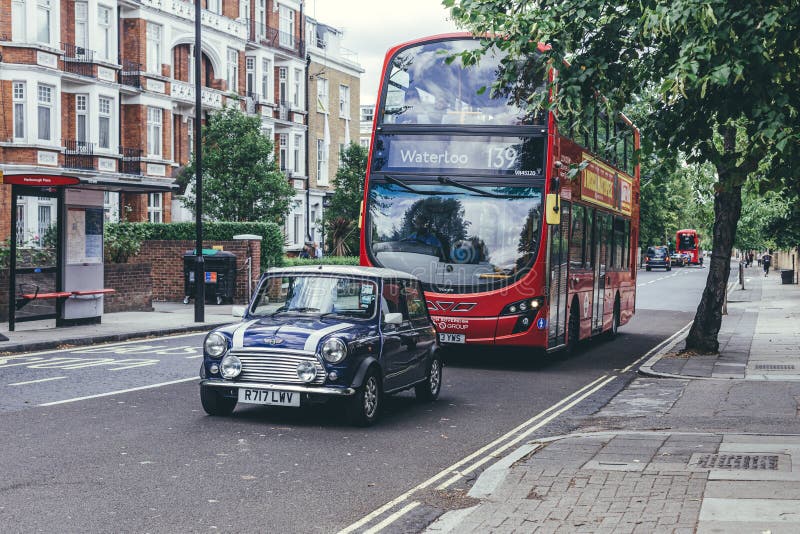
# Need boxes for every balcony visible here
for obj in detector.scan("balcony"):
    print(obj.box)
[170,80,224,109]
[62,43,95,78]
[120,147,143,175]
[278,100,292,121]
[120,60,143,88]
[64,140,95,170]
[139,0,247,39]
[247,20,304,57]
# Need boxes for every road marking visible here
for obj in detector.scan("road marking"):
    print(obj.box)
[9,376,66,386]
[38,377,197,406]
[2,332,206,359]
[337,374,613,534]
[363,501,421,534]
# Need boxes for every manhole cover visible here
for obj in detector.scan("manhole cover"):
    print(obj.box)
[694,454,779,470]
[754,364,796,370]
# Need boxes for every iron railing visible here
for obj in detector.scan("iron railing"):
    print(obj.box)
[278,100,291,121]
[120,147,143,175]
[120,60,142,88]
[64,140,95,170]
[247,21,304,57]
[62,43,95,78]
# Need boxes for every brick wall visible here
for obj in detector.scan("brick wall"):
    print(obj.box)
[133,240,261,303]
[1,47,37,65]
[104,263,153,312]
[61,0,75,48]
[0,185,11,242]
[61,92,76,142]
[1,80,12,141]
[120,19,146,66]
[0,0,12,38]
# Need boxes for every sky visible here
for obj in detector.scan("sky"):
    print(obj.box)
[308,0,460,105]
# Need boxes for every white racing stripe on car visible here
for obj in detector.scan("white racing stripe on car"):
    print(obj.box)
[303,323,354,352]
[232,320,260,349]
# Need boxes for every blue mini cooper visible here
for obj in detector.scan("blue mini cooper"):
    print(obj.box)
[199,266,442,426]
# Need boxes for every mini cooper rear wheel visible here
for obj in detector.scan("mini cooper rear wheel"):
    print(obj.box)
[200,386,237,416]
[347,368,382,426]
[415,354,443,402]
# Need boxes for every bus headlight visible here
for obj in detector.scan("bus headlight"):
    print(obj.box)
[501,297,545,316]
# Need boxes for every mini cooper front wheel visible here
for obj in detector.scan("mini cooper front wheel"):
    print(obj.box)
[347,368,382,426]
[415,354,442,402]
[200,385,237,416]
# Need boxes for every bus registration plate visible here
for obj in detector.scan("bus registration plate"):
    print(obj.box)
[238,388,300,407]
[439,333,465,344]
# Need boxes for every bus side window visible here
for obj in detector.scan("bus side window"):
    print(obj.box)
[624,220,631,270]
[585,207,595,269]
[569,204,585,270]
[613,217,625,270]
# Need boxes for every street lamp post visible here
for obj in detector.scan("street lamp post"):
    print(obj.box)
[194,0,205,322]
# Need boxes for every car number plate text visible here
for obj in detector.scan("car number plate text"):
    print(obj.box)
[439,333,465,344]
[238,388,300,407]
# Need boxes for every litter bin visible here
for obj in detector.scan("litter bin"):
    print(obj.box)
[780,269,795,285]
[183,250,238,304]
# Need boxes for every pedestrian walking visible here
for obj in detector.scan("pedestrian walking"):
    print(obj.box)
[762,252,772,276]
[313,242,323,260]
[298,243,311,259]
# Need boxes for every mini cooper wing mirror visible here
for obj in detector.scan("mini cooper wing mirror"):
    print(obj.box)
[384,312,403,325]
[232,305,245,318]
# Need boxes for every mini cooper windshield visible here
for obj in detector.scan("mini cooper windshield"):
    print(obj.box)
[250,275,378,320]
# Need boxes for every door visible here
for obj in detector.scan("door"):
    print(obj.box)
[379,280,409,391]
[593,212,611,333]
[402,280,436,381]
[548,201,571,347]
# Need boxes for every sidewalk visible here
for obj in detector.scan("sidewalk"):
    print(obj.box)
[0,301,236,354]
[427,266,800,533]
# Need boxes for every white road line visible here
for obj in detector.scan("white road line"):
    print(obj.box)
[38,377,197,406]
[185,355,203,359]
[337,374,611,534]
[9,376,67,386]
[363,502,421,534]
[619,321,693,374]
[4,332,207,359]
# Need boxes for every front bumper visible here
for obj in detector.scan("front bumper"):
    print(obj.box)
[200,379,355,397]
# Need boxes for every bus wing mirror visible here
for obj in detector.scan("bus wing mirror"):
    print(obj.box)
[545,193,561,225]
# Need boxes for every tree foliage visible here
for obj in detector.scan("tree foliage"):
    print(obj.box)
[178,106,295,224]
[446,0,800,352]
[323,142,369,255]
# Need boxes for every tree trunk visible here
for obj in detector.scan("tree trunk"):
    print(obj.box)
[684,182,743,353]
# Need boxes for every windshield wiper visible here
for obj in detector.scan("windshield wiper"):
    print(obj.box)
[384,174,422,193]
[284,307,321,314]
[438,176,506,198]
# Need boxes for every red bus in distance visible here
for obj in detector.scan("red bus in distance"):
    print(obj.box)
[676,229,702,265]
[359,34,640,352]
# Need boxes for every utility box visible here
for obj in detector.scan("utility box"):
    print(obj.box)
[183,250,237,305]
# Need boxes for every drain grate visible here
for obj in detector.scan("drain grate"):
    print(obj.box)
[695,454,779,470]
[754,364,796,371]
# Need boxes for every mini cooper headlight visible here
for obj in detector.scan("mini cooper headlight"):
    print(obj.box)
[296,361,317,383]
[204,332,228,358]
[220,355,242,379]
[321,338,348,364]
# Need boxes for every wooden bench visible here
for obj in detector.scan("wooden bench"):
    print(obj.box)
[15,290,73,310]
[70,289,116,296]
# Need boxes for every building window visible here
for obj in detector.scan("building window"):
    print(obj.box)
[97,6,112,60]
[279,5,295,48]
[227,48,239,92]
[279,67,287,103]
[37,84,53,141]
[293,214,302,246]
[293,133,302,174]
[148,193,163,223]
[147,107,162,157]
[316,78,328,113]
[207,0,221,15]
[36,0,51,44]
[339,85,350,118]
[76,94,88,143]
[293,68,302,108]
[12,0,25,42]
[146,23,162,74]
[261,58,272,102]
[246,56,255,96]
[98,96,112,149]
[317,139,328,186]
[360,106,374,123]
[256,0,266,38]
[75,1,88,52]
[37,205,52,247]
[103,191,119,222]
[279,133,288,171]
[13,82,25,140]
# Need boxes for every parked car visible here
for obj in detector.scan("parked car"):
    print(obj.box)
[199,266,442,426]
[645,246,672,271]
[670,252,689,267]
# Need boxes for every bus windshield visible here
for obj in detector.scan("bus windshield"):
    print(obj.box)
[380,39,547,126]
[368,182,544,292]
[678,234,696,250]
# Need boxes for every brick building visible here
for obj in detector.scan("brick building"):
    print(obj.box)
[0,0,361,252]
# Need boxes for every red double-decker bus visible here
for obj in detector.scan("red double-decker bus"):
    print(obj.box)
[359,34,640,351]
[676,229,702,265]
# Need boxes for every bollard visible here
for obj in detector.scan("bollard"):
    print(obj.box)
[739,262,745,290]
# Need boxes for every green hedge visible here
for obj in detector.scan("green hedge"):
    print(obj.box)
[106,221,284,269]
[281,256,360,267]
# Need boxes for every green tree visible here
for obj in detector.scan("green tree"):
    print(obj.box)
[446,0,800,352]
[178,106,294,224]
[324,142,368,255]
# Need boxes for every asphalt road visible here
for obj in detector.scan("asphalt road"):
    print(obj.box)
[0,265,710,533]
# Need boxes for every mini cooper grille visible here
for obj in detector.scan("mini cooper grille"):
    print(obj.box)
[233,352,326,385]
